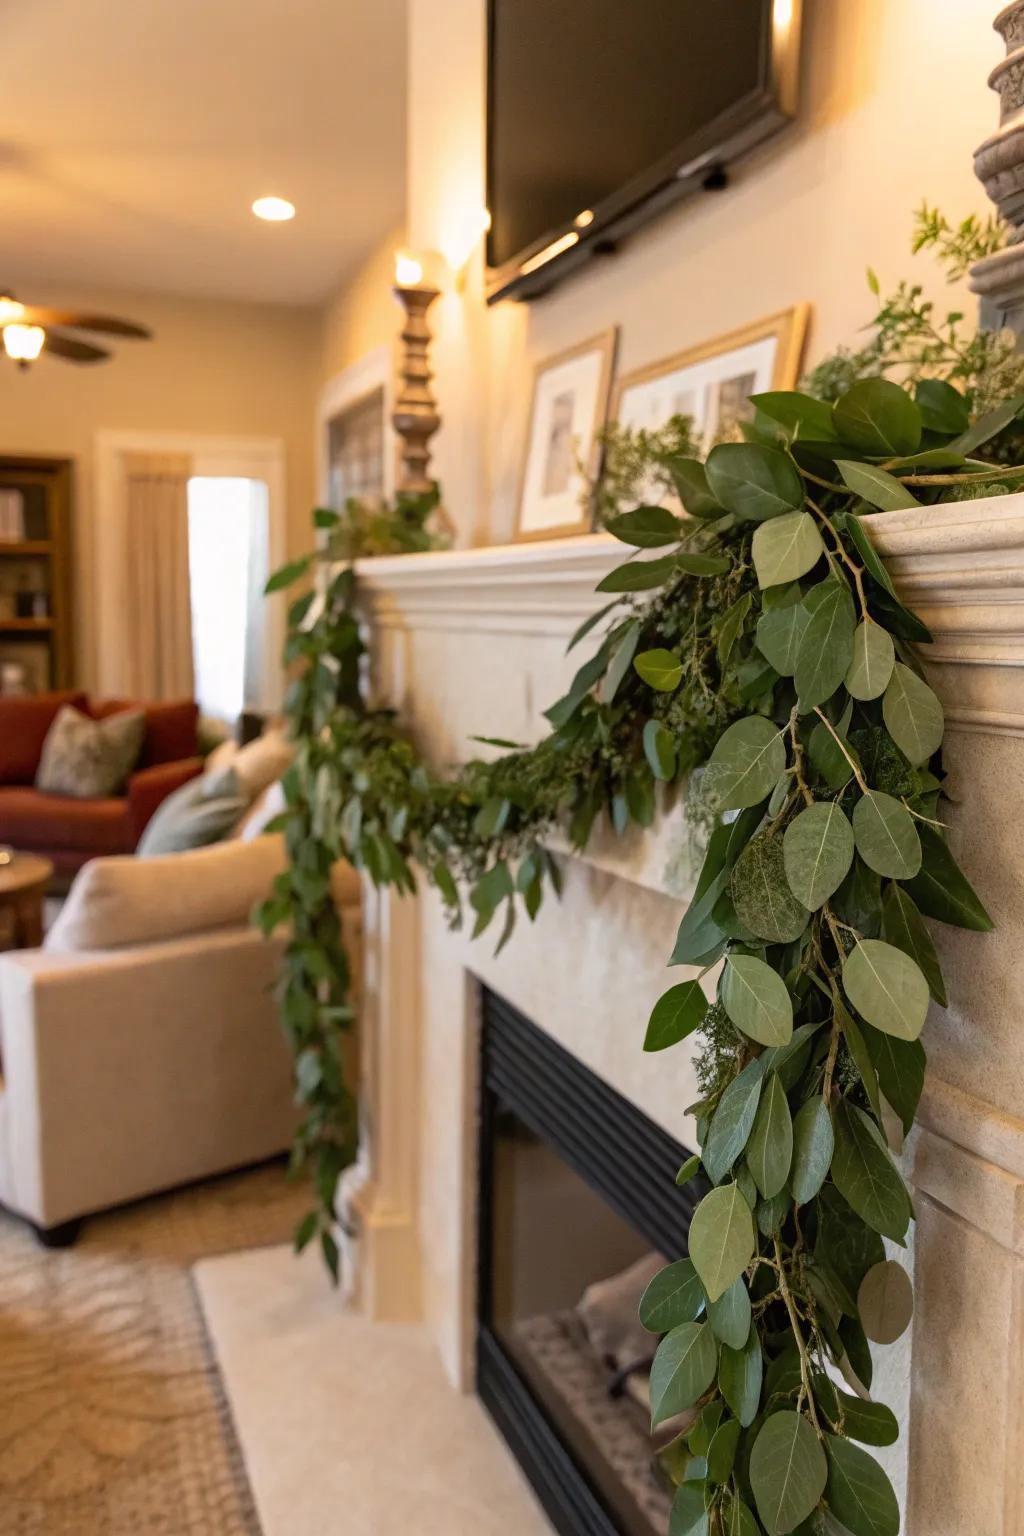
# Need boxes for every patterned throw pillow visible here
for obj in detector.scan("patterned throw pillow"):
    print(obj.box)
[36,705,146,799]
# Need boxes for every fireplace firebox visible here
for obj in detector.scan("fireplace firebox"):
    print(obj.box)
[476,987,703,1536]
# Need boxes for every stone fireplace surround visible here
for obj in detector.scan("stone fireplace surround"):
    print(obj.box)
[347,496,1024,1535]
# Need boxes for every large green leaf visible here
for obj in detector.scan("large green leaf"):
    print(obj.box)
[830,1099,911,1242]
[752,511,825,589]
[639,1258,705,1333]
[794,577,856,708]
[903,823,993,930]
[750,390,838,441]
[719,1328,763,1427]
[668,456,726,518]
[783,801,855,910]
[721,954,794,1047]
[596,554,679,593]
[915,377,970,435]
[703,715,787,813]
[749,1411,828,1534]
[688,1183,756,1303]
[635,647,684,691]
[731,831,810,942]
[833,378,922,457]
[708,1418,742,1485]
[851,791,922,880]
[703,1059,765,1185]
[706,442,805,522]
[606,504,684,547]
[845,622,895,701]
[881,883,946,1005]
[650,1321,718,1425]
[746,1072,793,1199]
[835,459,920,511]
[756,601,809,677]
[645,980,709,1052]
[857,1258,913,1344]
[882,664,943,765]
[824,1436,900,1536]
[843,938,929,1041]
[790,1095,834,1204]
[708,1274,752,1350]
[543,644,610,727]
[813,1375,898,1447]
[670,1483,711,1536]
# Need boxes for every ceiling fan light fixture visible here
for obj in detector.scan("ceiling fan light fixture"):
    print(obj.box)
[3,324,45,364]
[251,196,295,222]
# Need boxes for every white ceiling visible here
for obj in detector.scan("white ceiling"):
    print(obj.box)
[0,0,408,306]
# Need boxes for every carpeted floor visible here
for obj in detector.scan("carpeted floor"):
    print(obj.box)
[0,1161,309,1535]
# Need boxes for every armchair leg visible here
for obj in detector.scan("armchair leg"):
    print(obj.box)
[33,1218,82,1249]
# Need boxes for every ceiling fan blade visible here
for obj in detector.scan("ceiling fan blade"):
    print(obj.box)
[43,329,110,364]
[18,306,151,339]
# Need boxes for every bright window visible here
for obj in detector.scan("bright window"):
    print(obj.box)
[187,476,269,725]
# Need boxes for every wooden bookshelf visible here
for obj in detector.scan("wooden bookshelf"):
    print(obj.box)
[0,457,74,690]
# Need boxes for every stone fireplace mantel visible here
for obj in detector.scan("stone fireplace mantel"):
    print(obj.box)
[351,496,1024,1535]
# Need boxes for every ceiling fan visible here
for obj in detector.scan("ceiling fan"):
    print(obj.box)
[0,293,152,368]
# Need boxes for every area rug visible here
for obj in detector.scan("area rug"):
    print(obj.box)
[0,1161,309,1535]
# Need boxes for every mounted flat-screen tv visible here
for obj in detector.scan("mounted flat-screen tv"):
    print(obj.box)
[486,0,802,302]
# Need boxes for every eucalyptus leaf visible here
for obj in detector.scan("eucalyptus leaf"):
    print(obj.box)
[851,791,922,880]
[857,1259,914,1344]
[597,555,679,593]
[882,664,944,765]
[645,980,708,1052]
[731,831,810,943]
[749,1411,828,1535]
[606,504,684,547]
[904,823,993,930]
[720,1328,763,1428]
[650,1321,718,1426]
[863,1025,926,1137]
[830,1099,911,1243]
[706,442,806,522]
[602,619,642,702]
[881,883,946,1005]
[639,1258,706,1333]
[566,598,620,653]
[756,602,810,677]
[845,622,895,701]
[688,1183,757,1303]
[790,1096,834,1205]
[721,954,794,1048]
[915,377,970,435]
[670,1483,711,1536]
[708,1275,753,1350]
[752,511,825,588]
[708,1418,742,1485]
[635,647,684,691]
[644,718,678,781]
[834,378,922,457]
[794,577,856,708]
[836,459,920,511]
[703,1059,766,1185]
[783,801,855,910]
[824,1435,900,1536]
[746,1072,793,1199]
[668,456,726,517]
[703,716,787,813]
[843,939,929,1041]
[751,390,837,441]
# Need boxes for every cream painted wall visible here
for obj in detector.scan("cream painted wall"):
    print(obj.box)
[0,285,320,690]
[405,0,1005,545]
[320,226,404,383]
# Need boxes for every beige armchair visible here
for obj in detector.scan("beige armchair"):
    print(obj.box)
[0,834,361,1242]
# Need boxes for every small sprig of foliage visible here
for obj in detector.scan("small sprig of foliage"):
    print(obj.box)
[586,413,700,528]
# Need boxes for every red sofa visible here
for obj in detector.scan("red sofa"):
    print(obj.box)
[0,692,203,876]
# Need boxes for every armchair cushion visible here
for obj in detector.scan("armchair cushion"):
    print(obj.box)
[45,833,288,953]
[127,756,204,845]
[0,786,131,855]
[90,698,199,768]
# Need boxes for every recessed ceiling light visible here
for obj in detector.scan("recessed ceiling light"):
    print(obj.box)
[252,196,295,223]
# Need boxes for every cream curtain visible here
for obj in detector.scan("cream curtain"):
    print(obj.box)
[121,452,194,700]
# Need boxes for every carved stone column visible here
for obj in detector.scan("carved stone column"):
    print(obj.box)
[971,4,1024,330]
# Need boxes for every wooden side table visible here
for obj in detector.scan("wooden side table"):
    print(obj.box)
[0,853,54,950]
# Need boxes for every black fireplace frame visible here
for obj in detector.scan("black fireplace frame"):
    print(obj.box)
[476,987,704,1536]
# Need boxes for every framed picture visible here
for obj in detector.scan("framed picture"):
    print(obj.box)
[611,305,810,452]
[516,328,618,541]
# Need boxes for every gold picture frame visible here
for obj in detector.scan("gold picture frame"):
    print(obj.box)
[610,304,811,449]
[515,327,618,542]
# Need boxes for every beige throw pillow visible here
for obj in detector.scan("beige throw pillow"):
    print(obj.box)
[45,833,288,952]
[231,728,294,799]
[36,705,145,799]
